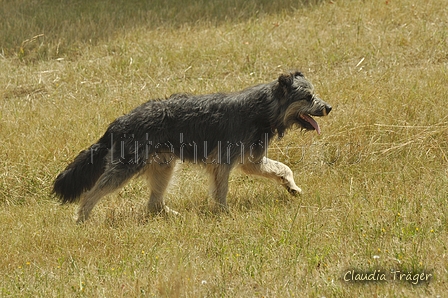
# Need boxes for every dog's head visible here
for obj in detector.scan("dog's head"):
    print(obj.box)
[278,71,332,135]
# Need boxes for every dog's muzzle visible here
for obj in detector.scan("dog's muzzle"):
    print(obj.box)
[298,102,332,135]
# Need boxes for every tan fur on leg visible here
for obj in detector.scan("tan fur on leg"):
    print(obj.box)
[206,164,231,210]
[144,155,178,215]
[238,157,302,195]
[76,167,134,223]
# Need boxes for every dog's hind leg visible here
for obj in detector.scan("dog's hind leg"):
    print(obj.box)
[239,157,302,196]
[144,160,178,215]
[206,164,231,211]
[76,165,137,223]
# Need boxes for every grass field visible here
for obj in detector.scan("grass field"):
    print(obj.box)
[1,0,447,296]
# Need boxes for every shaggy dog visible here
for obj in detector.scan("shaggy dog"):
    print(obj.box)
[53,71,332,223]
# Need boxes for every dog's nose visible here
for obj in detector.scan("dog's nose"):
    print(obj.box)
[325,105,332,115]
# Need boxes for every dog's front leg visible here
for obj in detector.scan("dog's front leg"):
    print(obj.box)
[239,157,302,196]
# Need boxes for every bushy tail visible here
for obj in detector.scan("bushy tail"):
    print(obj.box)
[52,139,109,204]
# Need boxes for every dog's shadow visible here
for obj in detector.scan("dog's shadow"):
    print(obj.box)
[97,177,296,227]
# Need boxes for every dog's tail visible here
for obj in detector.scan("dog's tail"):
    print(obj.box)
[52,133,110,204]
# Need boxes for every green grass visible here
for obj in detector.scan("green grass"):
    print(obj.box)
[1,0,447,296]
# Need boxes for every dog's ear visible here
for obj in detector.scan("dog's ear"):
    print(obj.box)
[278,71,304,88]
[278,73,294,88]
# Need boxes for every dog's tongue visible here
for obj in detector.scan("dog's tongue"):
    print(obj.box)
[301,114,321,134]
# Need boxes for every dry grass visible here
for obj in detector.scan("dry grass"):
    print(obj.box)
[1,0,447,296]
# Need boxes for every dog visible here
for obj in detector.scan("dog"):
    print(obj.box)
[52,71,332,223]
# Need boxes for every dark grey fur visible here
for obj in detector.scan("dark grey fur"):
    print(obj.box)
[52,71,332,223]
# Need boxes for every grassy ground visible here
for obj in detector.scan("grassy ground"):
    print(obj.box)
[1,0,447,296]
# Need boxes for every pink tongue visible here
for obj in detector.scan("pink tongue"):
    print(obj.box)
[300,114,321,134]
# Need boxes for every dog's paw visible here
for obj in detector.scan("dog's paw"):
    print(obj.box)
[286,185,303,196]
[164,205,180,216]
[147,204,180,217]
[211,202,230,214]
